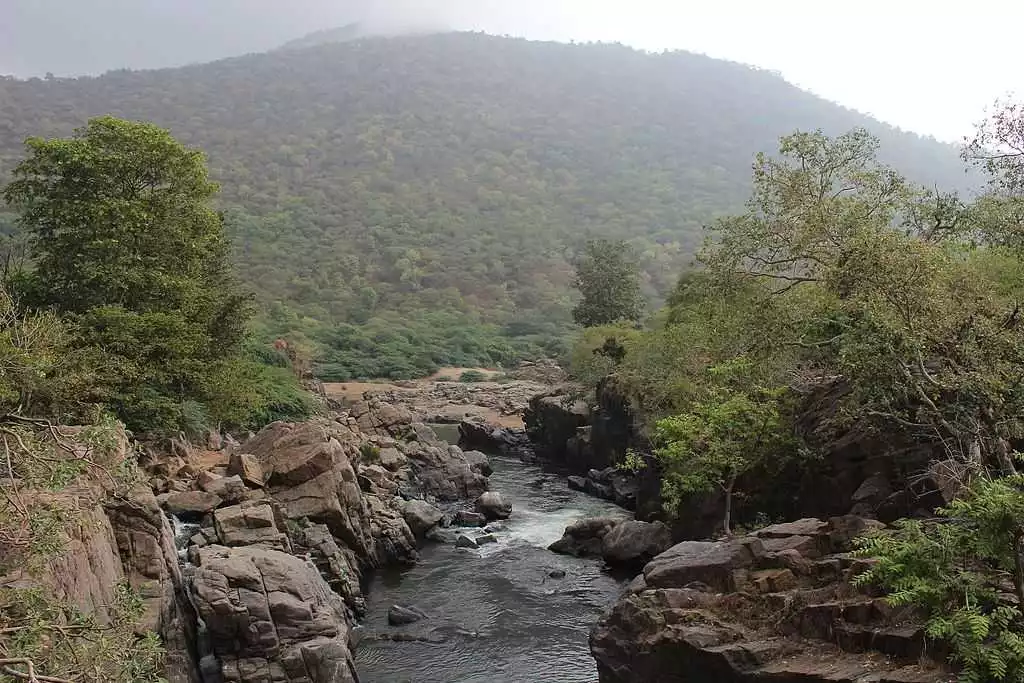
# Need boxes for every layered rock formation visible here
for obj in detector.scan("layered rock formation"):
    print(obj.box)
[7,395,501,683]
[590,516,953,682]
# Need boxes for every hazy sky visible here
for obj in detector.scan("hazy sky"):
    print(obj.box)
[2,0,1020,142]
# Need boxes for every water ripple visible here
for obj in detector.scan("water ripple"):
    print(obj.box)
[355,456,630,683]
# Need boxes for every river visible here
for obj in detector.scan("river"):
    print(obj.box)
[355,454,631,683]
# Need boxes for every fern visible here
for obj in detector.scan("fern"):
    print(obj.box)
[855,474,1024,681]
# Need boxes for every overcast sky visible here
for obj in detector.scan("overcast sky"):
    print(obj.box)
[2,0,1019,142]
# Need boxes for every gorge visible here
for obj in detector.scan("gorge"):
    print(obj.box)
[2,370,959,683]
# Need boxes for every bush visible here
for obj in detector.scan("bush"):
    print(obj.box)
[855,474,1024,682]
[459,370,488,383]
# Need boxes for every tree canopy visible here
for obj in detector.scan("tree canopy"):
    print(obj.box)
[0,33,972,378]
[2,117,313,435]
[572,239,645,328]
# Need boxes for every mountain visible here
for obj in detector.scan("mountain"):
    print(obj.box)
[0,32,972,378]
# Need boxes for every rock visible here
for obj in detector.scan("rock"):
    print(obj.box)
[403,499,444,537]
[377,447,408,472]
[453,510,487,527]
[227,452,265,488]
[402,440,489,502]
[213,501,289,549]
[203,474,248,504]
[106,485,198,681]
[548,517,620,557]
[456,534,479,549]
[190,545,358,683]
[461,449,494,477]
[195,470,222,491]
[476,533,497,545]
[425,527,458,544]
[643,537,764,592]
[360,463,400,495]
[590,585,951,683]
[524,391,590,462]
[206,428,224,451]
[388,604,428,625]
[601,520,672,569]
[293,524,365,615]
[755,518,829,539]
[475,491,512,520]
[161,490,222,520]
[567,475,587,491]
[548,569,566,579]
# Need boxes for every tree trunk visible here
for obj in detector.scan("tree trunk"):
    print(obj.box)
[723,472,737,537]
[996,438,1018,476]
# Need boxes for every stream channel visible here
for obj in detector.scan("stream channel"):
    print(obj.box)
[354,452,631,683]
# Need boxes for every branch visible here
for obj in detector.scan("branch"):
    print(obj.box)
[0,658,75,683]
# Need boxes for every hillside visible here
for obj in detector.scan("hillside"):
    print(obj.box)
[0,32,971,378]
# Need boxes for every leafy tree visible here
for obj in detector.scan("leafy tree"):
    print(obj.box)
[572,239,645,328]
[653,357,794,536]
[2,116,261,434]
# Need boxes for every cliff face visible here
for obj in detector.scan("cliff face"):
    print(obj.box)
[590,516,953,683]
[525,378,950,539]
[2,396,497,683]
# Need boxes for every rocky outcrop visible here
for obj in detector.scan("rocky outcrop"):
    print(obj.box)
[524,390,591,464]
[402,499,444,537]
[151,403,499,681]
[590,516,949,683]
[190,545,359,683]
[400,437,489,502]
[600,520,672,570]
[549,517,622,557]
[548,517,671,570]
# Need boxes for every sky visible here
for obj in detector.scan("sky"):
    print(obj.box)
[2,0,1020,143]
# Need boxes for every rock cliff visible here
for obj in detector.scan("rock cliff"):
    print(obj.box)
[590,516,953,683]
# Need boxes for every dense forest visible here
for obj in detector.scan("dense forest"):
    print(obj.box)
[0,33,972,378]
[568,109,1024,678]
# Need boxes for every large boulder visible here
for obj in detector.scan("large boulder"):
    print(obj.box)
[460,449,494,477]
[190,545,358,683]
[524,391,590,462]
[402,499,444,537]
[643,537,764,592]
[227,452,265,488]
[161,490,222,519]
[401,440,489,502]
[292,524,365,617]
[475,491,512,520]
[601,520,672,569]
[549,517,621,557]
[213,501,289,550]
[249,421,377,561]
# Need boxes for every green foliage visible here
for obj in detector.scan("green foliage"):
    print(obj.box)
[618,449,648,474]
[0,34,968,371]
[566,324,642,390]
[359,443,380,463]
[0,584,166,683]
[654,357,795,535]
[572,239,645,328]
[459,370,488,383]
[2,116,312,434]
[572,122,1024,534]
[855,475,1024,682]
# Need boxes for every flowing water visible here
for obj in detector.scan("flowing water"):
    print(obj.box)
[355,455,631,683]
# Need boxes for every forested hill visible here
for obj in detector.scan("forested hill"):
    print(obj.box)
[0,32,971,378]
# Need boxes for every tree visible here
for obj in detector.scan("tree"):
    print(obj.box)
[3,116,252,433]
[571,239,645,327]
[653,357,794,536]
